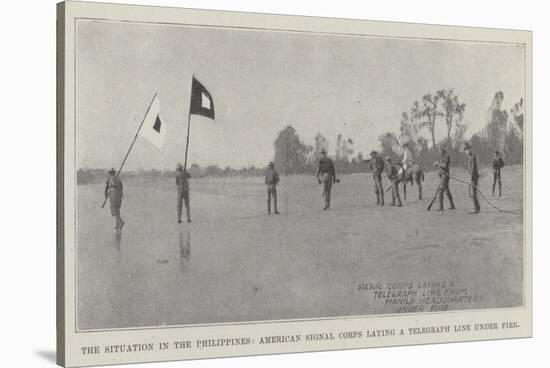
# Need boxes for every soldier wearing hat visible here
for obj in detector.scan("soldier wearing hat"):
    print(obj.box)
[317,149,336,210]
[433,146,456,211]
[385,157,403,207]
[176,163,192,223]
[265,161,280,215]
[492,149,505,197]
[463,143,480,214]
[104,168,125,230]
[368,150,385,206]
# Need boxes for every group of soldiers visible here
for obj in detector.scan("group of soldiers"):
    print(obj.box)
[104,163,193,230]
[103,143,506,229]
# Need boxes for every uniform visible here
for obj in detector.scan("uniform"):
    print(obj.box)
[265,165,280,214]
[492,154,504,196]
[176,168,191,223]
[369,155,385,205]
[385,162,402,207]
[467,153,481,213]
[434,152,455,210]
[317,155,336,210]
[104,172,124,229]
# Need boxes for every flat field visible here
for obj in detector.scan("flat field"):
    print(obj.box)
[76,165,524,330]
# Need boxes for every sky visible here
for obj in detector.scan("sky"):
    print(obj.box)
[76,20,525,170]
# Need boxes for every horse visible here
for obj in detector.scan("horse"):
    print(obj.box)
[399,164,424,200]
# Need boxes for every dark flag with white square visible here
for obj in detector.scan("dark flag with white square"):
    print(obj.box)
[189,76,215,120]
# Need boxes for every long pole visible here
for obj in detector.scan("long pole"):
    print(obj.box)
[117,91,158,175]
[101,92,158,208]
[183,110,192,171]
[183,75,194,171]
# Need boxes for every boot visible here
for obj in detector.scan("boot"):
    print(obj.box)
[447,193,456,210]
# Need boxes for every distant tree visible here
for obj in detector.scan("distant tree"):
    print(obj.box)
[411,91,444,149]
[274,125,310,175]
[484,91,509,150]
[510,98,524,134]
[378,132,399,160]
[469,133,493,167]
[452,124,468,149]
[439,89,466,141]
[335,134,354,162]
[204,165,222,177]
[188,163,202,177]
[399,112,418,143]
[504,127,523,165]
[344,138,354,160]
[313,132,329,157]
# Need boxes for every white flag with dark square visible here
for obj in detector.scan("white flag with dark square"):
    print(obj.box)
[139,94,166,149]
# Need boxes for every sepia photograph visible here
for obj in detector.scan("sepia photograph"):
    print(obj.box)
[54,1,533,366]
[74,16,526,330]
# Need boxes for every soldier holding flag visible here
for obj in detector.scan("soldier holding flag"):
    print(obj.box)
[176,75,216,223]
[101,92,165,229]
[104,168,125,230]
[176,163,192,223]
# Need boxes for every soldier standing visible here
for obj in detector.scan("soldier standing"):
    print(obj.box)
[176,163,192,223]
[265,161,280,215]
[385,157,403,207]
[317,149,336,210]
[492,150,505,197]
[368,150,385,206]
[463,143,481,214]
[104,168,124,230]
[433,147,456,211]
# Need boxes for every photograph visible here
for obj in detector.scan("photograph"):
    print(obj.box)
[74,15,526,330]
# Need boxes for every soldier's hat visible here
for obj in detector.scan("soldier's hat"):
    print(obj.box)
[320,149,327,155]
[176,163,183,170]
[463,142,472,150]
[385,156,392,162]
[268,161,275,167]
[108,168,116,174]
[370,150,377,157]
[494,149,500,154]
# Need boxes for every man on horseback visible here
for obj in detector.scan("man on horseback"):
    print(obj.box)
[401,141,413,173]
[397,141,424,200]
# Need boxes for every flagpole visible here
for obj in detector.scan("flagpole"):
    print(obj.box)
[101,91,158,208]
[117,91,158,175]
[183,75,194,171]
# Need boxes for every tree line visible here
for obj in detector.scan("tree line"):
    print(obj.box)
[273,89,524,174]
[77,89,524,184]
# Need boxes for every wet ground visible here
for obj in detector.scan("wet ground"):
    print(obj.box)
[76,165,524,330]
